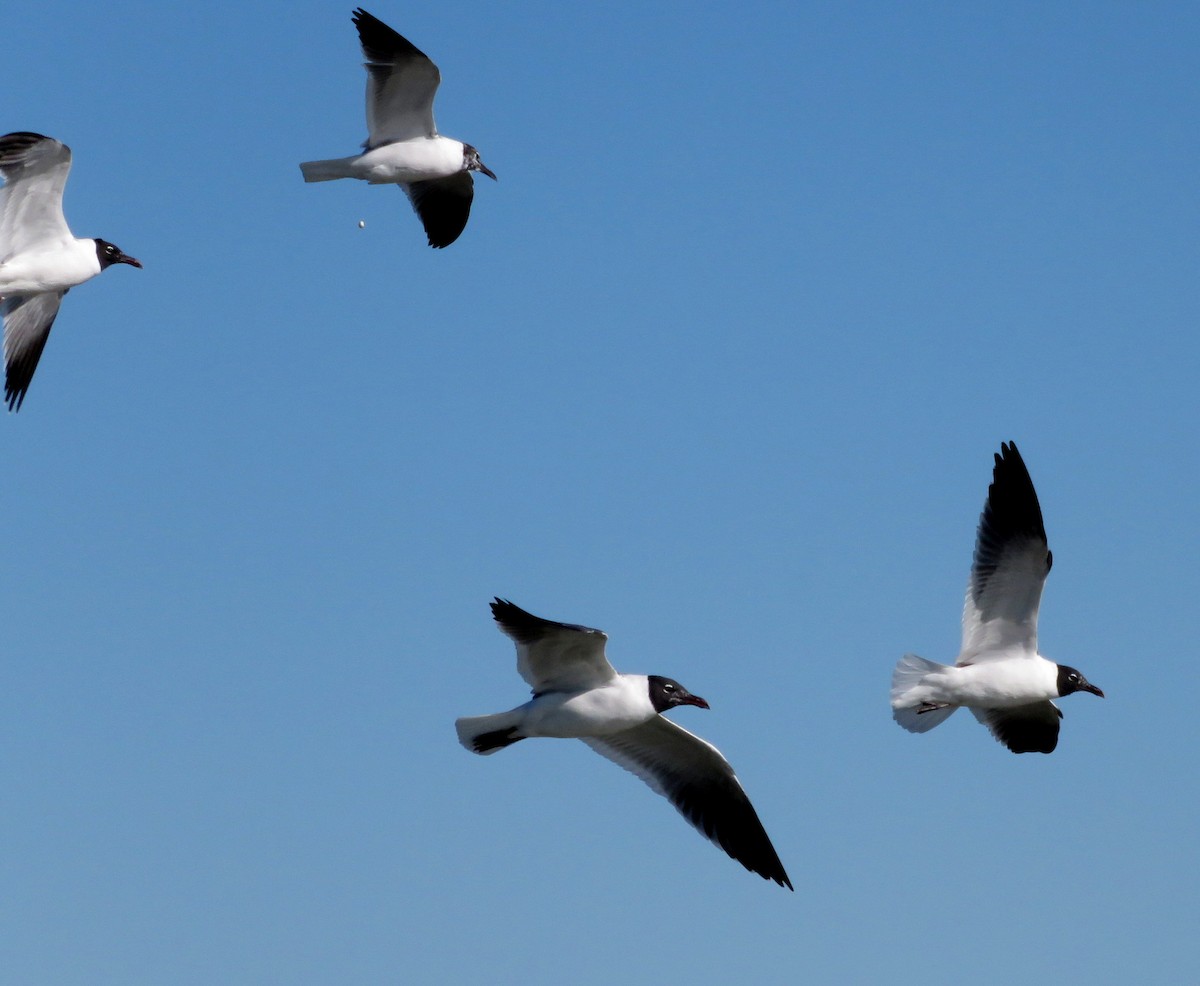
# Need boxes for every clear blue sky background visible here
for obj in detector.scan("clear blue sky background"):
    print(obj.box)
[4,1,1197,983]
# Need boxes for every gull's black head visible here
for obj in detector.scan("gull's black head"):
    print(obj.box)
[463,144,496,181]
[647,675,710,713]
[1057,664,1104,699]
[95,239,142,271]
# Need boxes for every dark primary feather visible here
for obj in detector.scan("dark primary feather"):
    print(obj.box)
[584,719,792,890]
[4,293,64,412]
[352,7,430,63]
[0,131,61,173]
[490,597,603,642]
[972,442,1052,600]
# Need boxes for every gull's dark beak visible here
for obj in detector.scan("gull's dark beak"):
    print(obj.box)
[1082,681,1105,698]
[477,161,497,181]
[117,252,143,269]
[680,692,710,710]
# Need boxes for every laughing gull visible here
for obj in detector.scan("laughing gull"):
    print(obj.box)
[456,599,792,889]
[0,132,141,411]
[891,442,1104,754]
[300,8,496,248]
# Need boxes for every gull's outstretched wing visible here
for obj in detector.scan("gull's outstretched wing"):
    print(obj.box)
[960,442,1052,663]
[490,598,618,693]
[584,716,792,889]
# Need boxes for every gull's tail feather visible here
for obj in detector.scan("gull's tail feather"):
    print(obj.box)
[891,654,957,733]
[455,711,526,755]
[299,158,355,183]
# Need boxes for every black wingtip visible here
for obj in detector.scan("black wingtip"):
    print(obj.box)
[744,839,793,890]
[490,597,532,630]
[351,7,429,63]
[489,596,515,616]
[489,598,543,638]
[489,598,601,643]
[0,131,53,149]
[994,441,1026,479]
[5,366,30,411]
[0,131,54,150]
[764,862,794,891]
[671,776,794,890]
[987,440,1049,546]
[0,132,62,171]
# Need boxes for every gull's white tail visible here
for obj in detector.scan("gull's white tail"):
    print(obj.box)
[455,710,526,755]
[891,654,957,733]
[299,158,355,183]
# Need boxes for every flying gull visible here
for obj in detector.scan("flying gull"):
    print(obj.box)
[457,599,793,889]
[0,132,141,411]
[891,442,1104,754]
[300,8,496,248]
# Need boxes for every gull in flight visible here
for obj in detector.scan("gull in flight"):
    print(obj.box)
[457,599,792,889]
[300,8,496,248]
[0,132,141,411]
[891,442,1104,754]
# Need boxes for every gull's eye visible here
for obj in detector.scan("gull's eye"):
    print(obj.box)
[663,683,675,692]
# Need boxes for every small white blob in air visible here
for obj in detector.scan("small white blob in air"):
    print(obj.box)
[358,220,366,229]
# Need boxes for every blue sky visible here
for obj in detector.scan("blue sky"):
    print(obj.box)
[3,1,1197,982]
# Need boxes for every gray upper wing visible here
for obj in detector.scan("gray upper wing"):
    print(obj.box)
[490,598,617,693]
[353,8,440,146]
[0,132,73,258]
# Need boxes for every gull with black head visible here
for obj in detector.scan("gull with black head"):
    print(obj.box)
[300,8,496,248]
[891,442,1104,754]
[456,598,792,889]
[0,132,141,411]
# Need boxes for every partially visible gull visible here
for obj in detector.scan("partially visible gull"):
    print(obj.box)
[891,442,1104,754]
[457,599,793,889]
[0,132,141,411]
[300,8,496,248]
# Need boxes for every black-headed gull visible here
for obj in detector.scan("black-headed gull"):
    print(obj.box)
[457,599,792,889]
[300,8,496,248]
[0,132,141,411]
[891,442,1104,754]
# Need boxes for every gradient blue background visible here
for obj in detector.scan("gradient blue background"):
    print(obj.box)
[4,2,1197,983]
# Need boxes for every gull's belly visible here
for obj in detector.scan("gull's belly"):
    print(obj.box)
[0,246,97,294]
[932,661,1057,708]
[522,686,653,739]
[353,139,462,183]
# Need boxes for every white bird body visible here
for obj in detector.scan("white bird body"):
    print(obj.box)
[893,654,1058,710]
[461,674,656,742]
[0,237,101,295]
[300,136,467,185]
